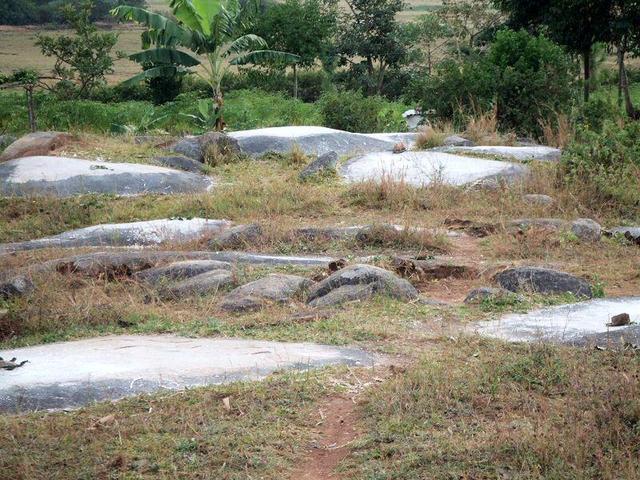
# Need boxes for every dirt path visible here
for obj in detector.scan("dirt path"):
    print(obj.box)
[289,396,360,480]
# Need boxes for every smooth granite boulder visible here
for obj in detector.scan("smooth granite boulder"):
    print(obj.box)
[0,218,232,254]
[442,135,474,147]
[0,156,214,197]
[158,269,234,299]
[494,267,593,298]
[341,151,528,187]
[509,218,602,242]
[299,151,339,180]
[153,155,207,173]
[209,223,263,250]
[229,126,397,157]
[464,287,523,304]
[134,260,232,284]
[169,132,240,162]
[220,274,313,312]
[445,145,561,162]
[307,264,419,306]
[0,132,73,162]
[523,194,554,206]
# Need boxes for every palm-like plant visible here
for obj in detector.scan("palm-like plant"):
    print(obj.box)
[111,0,299,130]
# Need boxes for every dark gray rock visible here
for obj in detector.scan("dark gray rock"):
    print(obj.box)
[494,267,592,298]
[0,132,73,162]
[571,218,602,242]
[229,126,396,157]
[299,151,338,180]
[523,194,554,206]
[307,264,419,306]
[209,223,263,250]
[442,135,474,147]
[158,270,234,300]
[0,218,231,254]
[0,156,214,198]
[134,260,232,284]
[464,287,522,304]
[0,275,34,300]
[169,132,240,162]
[154,155,207,173]
[220,274,312,312]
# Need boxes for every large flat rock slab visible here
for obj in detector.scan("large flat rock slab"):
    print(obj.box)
[474,297,640,345]
[0,156,214,197]
[341,151,527,187]
[443,145,561,162]
[0,218,232,254]
[0,335,373,412]
[228,126,397,157]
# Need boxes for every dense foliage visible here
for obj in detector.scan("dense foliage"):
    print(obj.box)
[0,0,144,25]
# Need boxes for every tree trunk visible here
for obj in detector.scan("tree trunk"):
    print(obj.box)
[214,91,225,132]
[366,57,375,96]
[427,43,432,76]
[293,64,298,100]
[583,49,591,103]
[617,46,624,109]
[26,87,37,133]
[619,46,639,120]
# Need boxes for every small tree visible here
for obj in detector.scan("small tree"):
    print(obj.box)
[0,69,42,132]
[252,0,338,98]
[336,0,408,95]
[412,13,453,75]
[112,0,299,130]
[36,0,118,98]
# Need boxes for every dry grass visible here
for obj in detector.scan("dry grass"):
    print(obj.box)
[346,338,640,479]
[464,105,516,146]
[540,113,574,148]
[0,368,336,480]
[414,125,448,150]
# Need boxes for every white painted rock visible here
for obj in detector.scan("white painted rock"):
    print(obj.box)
[474,297,640,344]
[341,151,527,187]
[0,335,373,412]
[0,156,214,197]
[0,218,232,254]
[445,145,561,162]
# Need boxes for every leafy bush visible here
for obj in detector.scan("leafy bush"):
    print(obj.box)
[490,29,577,136]
[561,121,640,213]
[413,29,576,136]
[575,96,621,131]
[318,90,407,133]
[413,56,497,127]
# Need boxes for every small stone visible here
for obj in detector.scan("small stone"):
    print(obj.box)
[220,274,312,312]
[442,135,474,147]
[0,275,35,300]
[571,218,602,242]
[209,223,263,250]
[523,194,554,206]
[608,313,631,327]
[299,151,338,180]
[392,142,407,154]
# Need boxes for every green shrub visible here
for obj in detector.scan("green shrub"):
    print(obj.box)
[413,56,497,127]
[575,96,621,131]
[318,90,407,133]
[490,29,577,136]
[561,121,640,213]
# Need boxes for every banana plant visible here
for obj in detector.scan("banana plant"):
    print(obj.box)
[111,0,300,130]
